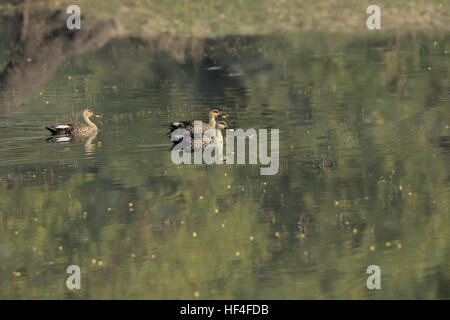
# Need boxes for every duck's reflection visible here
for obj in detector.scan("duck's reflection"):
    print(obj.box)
[46,132,98,155]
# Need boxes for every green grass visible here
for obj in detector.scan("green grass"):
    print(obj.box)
[2,0,448,38]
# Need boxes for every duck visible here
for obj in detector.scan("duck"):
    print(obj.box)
[170,120,229,152]
[46,109,100,136]
[168,109,221,138]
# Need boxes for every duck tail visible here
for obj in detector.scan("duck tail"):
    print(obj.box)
[169,122,181,129]
[168,122,183,136]
[45,126,58,135]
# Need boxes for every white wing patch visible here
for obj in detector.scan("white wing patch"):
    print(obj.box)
[55,137,71,142]
[55,125,70,129]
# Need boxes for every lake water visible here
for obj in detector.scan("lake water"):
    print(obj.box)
[0,31,449,299]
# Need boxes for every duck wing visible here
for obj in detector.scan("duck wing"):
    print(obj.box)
[169,119,213,134]
[46,122,77,135]
[169,120,197,132]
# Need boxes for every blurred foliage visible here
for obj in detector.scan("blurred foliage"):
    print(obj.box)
[0,0,448,37]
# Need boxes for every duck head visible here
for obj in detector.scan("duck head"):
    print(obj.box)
[209,109,221,119]
[83,109,102,119]
[216,121,228,130]
[83,109,95,118]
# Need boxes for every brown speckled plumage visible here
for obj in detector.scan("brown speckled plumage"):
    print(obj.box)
[172,120,228,152]
[46,109,99,137]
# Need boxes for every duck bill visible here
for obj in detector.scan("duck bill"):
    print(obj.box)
[94,114,102,118]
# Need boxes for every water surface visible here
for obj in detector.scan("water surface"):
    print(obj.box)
[0,32,449,299]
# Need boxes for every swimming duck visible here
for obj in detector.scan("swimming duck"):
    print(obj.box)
[46,109,100,136]
[168,109,221,137]
[170,119,228,152]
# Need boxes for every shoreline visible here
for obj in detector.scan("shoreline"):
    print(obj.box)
[0,1,448,39]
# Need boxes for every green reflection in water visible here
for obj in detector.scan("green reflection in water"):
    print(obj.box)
[0,31,449,299]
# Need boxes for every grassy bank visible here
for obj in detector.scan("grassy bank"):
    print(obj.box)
[1,0,449,38]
